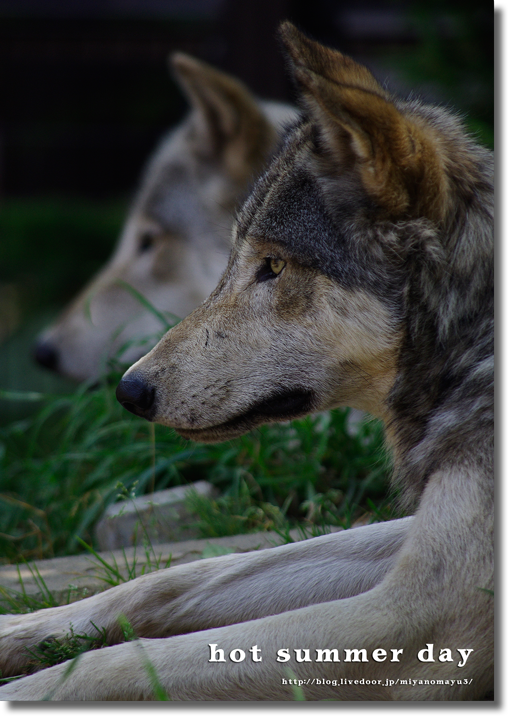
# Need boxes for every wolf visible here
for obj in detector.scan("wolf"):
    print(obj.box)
[33,53,295,382]
[0,24,493,700]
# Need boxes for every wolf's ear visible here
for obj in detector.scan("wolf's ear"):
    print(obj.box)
[170,53,276,182]
[279,23,447,221]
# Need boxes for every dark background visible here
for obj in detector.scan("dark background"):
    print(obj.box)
[0,0,494,199]
[0,0,494,418]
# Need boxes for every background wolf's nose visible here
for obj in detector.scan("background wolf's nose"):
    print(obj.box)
[33,340,59,372]
[116,374,155,419]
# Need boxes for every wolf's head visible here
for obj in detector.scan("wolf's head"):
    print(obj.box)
[117,24,493,494]
[33,55,295,382]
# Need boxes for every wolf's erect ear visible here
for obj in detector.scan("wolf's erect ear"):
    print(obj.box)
[279,23,447,221]
[170,53,276,182]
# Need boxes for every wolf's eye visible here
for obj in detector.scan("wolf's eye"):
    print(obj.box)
[256,257,286,282]
[269,258,286,275]
[138,232,155,254]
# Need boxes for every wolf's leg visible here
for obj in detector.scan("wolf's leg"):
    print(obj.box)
[0,502,491,701]
[0,517,411,677]
[0,471,491,701]
[0,592,491,701]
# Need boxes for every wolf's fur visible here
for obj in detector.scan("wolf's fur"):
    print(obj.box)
[0,25,493,700]
[34,54,295,381]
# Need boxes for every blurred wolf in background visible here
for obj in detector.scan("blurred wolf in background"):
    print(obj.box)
[1,24,493,701]
[33,54,295,382]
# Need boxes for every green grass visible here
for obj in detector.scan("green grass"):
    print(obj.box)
[0,540,173,684]
[19,624,109,676]
[0,613,171,698]
[0,522,175,683]
[0,526,173,618]
[0,368,393,563]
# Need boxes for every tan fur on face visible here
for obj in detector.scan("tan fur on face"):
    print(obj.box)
[127,236,402,439]
[318,280,402,420]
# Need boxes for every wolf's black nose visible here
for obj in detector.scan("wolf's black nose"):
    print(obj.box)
[116,374,155,419]
[33,341,59,372]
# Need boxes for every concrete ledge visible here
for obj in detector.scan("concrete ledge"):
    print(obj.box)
[95,480,216,550]
[0,529,311,605]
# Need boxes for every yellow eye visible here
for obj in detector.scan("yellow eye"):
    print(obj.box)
[257,256,287,283]
[270,258,286,275]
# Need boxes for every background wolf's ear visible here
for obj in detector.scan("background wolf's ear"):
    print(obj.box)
[279,23,447,221]
[170,53,277,182]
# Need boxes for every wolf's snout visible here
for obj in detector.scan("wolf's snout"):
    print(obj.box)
[116,374,156,420]
[33,340,59,372]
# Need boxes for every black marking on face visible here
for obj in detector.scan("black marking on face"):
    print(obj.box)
[174,387,314,441]
[248,168,368,289]
[235,121,403,311]
[243,387,313,421]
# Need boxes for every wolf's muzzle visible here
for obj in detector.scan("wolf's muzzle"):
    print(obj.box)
[116,374,156,420]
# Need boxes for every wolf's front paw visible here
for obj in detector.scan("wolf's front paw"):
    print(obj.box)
[0,614,31,677]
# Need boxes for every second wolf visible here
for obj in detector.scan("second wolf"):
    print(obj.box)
[34,54,295,381]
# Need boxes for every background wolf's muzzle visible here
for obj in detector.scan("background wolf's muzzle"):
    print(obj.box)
[116,374,155,420]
